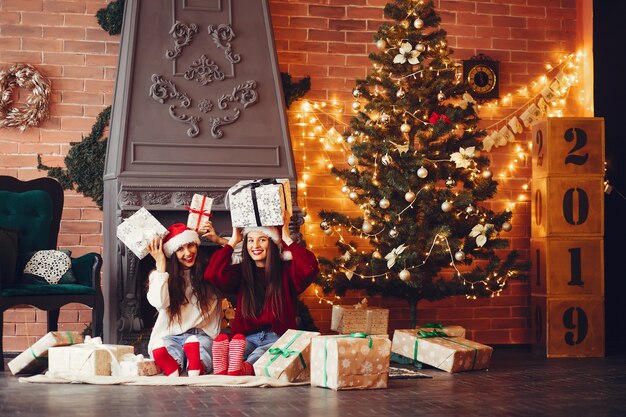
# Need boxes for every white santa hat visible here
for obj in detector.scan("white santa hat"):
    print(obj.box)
[241,226,292,261]
[163,223,201,258]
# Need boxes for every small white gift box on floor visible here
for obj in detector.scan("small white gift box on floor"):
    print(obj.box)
[226,179,292,227]
[116,207,169,259]
[112,353,160,377]
[48,337,135,377]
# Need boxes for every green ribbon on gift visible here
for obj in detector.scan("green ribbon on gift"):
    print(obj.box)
[264,330,306,377]
[412,330,478,370]
[323,332,373,388]
[422,322,444,329]
[29,331,75,363]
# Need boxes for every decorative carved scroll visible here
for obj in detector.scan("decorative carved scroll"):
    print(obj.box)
[166,21,198,60]
[207,108,241,139]
[183,54,225,85]
[218,80,258,109]
[198,98,213,113]
[149,74,200,138]
[207,24,241,64]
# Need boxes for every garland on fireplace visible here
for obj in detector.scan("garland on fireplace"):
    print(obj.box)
[96,0,125,36]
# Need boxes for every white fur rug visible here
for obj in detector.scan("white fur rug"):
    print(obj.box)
[19,372,307,387]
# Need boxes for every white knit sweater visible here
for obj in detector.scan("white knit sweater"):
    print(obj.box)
[146,269,221,354]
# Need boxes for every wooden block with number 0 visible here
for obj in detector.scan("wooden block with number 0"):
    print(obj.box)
[531,296,604,357]
[531,118,604,178]
[531,177,603,237]
[531,237,603,297]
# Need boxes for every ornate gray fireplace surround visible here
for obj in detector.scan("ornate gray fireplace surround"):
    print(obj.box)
[103,0,298,347]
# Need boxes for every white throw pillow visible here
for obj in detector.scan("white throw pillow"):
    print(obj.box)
[23,250,72,284]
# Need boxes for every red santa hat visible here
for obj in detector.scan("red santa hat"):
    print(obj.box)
[162,223,201,258]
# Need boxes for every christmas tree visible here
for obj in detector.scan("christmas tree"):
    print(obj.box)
[317,0,528,326]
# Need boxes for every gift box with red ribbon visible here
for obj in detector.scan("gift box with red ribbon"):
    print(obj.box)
[186,193,213,232]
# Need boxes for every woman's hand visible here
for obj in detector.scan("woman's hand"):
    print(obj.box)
[147,236,167,272]
[199,220,228,245]
[227,227,243,249]
[282,210,293,245]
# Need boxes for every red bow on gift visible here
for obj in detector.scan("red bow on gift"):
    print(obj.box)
[429,112,451,124]
[186,195,213,231]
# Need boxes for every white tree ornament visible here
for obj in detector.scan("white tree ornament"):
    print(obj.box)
[450,146,475,168]
[393,42,421,65]
[384,243,408,269]
[469,223,494,247]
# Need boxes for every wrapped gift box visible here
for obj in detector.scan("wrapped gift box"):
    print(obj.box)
[48,339,135,376]
[310,334,391,390]
[7,331,83,375]
[116,207,169,259]
[416,323,466,338]
[331,303,389,335]
[226,179,292,227]
[253,329,319,382]
[391,329,492,373]
[112,353,160,377]
[186,193,213,232]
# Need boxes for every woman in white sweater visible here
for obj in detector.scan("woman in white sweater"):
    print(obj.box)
[146,223,222,377]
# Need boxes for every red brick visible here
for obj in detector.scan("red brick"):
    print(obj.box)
[309,5,346,18]
[329,19,366,31]
[309,29,345,42]
[64,40,106,53]
[346,6,383,19]
[43,26,86,40]
[2,0,43,11]
[291,17,328,29]
[43,1,86,13]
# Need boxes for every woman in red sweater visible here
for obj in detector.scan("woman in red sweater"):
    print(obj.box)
[203,214,319,376]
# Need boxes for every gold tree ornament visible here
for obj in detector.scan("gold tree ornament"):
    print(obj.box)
[0,64,51,132]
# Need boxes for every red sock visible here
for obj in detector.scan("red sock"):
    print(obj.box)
[227,333,247,376]
[152,346,180,377]
[241,361,255,376]
[212,333,229,375]
[183,336,204,377]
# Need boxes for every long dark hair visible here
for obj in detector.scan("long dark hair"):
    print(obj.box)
[239,234,284,319]
[164,245,219,328]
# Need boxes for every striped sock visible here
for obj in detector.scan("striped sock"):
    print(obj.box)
[183,335,204,377]
[152,346,180,377]
[211,333,229,375]
[227,333,247,376]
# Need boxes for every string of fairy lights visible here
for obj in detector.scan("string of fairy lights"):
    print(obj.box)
[290,51,584,304]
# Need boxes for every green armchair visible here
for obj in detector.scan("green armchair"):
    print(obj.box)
[0,176,104,370]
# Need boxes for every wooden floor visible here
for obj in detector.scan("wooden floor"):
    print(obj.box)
[1,347,625,417]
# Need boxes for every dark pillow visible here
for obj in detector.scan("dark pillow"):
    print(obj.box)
[20,249,77,285]
[0,226,19,284]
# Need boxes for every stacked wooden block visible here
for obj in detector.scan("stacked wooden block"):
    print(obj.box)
[530,118,605,357]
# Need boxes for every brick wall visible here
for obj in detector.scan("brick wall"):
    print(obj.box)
[0,0,580,352]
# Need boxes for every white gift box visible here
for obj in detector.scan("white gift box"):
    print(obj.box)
[226,179,292,227]
[111,353,160,377]
[7,331,84,375]
[116,207,169,259]
[48,338,135,377]
[186,193,214,231]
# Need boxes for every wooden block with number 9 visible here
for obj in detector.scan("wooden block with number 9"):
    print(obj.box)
[531,117,604,178]
[531,296,604,357]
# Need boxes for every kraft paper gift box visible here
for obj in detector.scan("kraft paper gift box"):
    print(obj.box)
[116,207,169,260]
[48,338,135,376]
[111,353,160,377]
[415,323,466,338]
[186,193,214,232]
[391,329,492,373]
[331,301,389,335]
[253,329,320,382]
[310,334,391,390]
[7,331,83,375]
[226,179,292,227]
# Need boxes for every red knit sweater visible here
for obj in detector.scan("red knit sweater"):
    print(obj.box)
[203,242,319,336]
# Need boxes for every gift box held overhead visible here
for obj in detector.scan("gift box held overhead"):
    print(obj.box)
[391,329,492,373]
[310,334,391,390]
[7,331,83,375]
[226,178,292,227]
[253,329,320,382]
[416,322,466,338]
[331,298,389,335]
[48,337,135,377]
[116,207,169,259]
[186,193,213,231]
